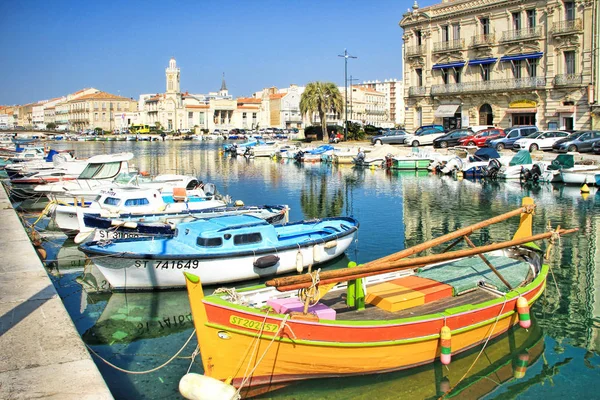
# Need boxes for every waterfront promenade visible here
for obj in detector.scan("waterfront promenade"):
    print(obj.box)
[0,185,112,399]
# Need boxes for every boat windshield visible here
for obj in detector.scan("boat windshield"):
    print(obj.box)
[78,161,123,179]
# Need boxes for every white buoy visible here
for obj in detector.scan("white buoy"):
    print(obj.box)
[313,244,321,263]
[74,231,93,244]
[296,251,303,273]
[179,373,238,400]
[324,240,337,249]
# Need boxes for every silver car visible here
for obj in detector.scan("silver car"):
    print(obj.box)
[371,129,409,145]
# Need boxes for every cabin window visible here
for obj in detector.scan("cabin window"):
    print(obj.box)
[233,233,262,245]
[196,237,223,247]
[103,197,120,206]
[124,198,150,206]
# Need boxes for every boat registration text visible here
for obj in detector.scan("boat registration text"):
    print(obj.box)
[134,260,200,269]
[229,315,279,333]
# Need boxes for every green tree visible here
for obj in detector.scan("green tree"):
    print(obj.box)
[46,122,56,130]
[300,82,343,142]
[154,121,162,130]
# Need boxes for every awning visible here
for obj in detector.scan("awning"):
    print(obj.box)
[434,104,460,117]
[432,61,465,70]
[505,108,537,114]
[500,52,543,62]
[556,106,575,113]
[468,58,497,66]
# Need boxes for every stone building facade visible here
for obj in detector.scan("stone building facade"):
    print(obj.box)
[357,79,405,127]
[400,0,594,131]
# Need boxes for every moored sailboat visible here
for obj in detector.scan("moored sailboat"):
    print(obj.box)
[179,198,576,398]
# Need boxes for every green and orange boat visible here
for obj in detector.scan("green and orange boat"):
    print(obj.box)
[180,198,576,399]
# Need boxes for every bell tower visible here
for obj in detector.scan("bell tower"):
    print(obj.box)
[165,57,180,94]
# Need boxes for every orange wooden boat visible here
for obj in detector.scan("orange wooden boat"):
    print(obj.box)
[180,198,576,399]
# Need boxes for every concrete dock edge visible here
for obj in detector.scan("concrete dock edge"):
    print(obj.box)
[0,184,113,399]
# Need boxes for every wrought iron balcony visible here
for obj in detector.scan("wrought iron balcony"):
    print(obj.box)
[408,86,427,96]
[554,74,583,86]
[471,33,495,47]
[433,39,465,53]
[406,44,426,56]
[431,77,546,95]
[500,27,542,42]
[551,18,583,35]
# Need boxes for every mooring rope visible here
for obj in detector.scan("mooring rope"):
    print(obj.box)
[439,294,509,399]
[86,328,196,375]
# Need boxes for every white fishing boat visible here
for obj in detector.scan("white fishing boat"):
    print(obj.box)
[51,184,229,234]
[79,215,359,290]
[560,169,600,185]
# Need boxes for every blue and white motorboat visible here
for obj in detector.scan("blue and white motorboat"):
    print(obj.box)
[79,215,359,290]
[295,145,335,162]
[440,148,502,177]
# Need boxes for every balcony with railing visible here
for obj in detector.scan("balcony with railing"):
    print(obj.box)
[500,26,542,42]
[431,77,546,95]
[406,44,426,56]
[471,33,495,47]
[408,86,427,96]
[433,39,465,53]
[554,74,583,86]
[551,18,583,35]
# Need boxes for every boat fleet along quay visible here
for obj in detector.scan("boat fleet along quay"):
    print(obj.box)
[0,185,112,399]
[2,139,600,399]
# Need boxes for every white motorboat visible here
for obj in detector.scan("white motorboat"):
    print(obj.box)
[52,184,229,234]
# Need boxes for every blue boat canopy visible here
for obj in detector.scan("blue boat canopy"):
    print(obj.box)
[500,52,543,62]
[432,61,465,70]
[470,148,500,161]
[468,58,497,66]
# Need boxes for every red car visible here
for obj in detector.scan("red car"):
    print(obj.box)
[458,128,505,147]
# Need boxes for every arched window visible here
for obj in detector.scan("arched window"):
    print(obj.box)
[479,104,493,125]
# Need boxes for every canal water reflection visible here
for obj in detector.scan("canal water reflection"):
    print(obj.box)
[33,141,600,399]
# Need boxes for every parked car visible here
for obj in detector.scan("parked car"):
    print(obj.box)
[414,125,445,135]
[432,128,473,148]
[371,129,410,145]
[404,128,447,147]
[512,130,570,152]
[592,140,600,154]
[553,130,600,153]
[468,125,496,133]
[458,128,505,147]
[486,126,538,150]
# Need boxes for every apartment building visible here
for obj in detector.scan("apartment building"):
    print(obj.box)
[68,91,137,132]
[358,79,405,126]
[401,0,593,131]
[343,86,389,126]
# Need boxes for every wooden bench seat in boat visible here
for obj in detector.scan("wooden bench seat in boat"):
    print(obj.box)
[365,276,453,312]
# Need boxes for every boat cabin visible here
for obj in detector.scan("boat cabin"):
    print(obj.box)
[77,152,134,180]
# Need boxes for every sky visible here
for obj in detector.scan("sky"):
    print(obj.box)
[0,0,438,105]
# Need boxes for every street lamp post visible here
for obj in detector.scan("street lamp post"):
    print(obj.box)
[338,49,357,141]
[348,75,359,126]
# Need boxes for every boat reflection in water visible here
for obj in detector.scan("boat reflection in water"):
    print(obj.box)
[82,290,193,345]
[249,321,559,399]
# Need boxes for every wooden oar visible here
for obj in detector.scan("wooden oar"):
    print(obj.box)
[267,227,578,292]
[357,204,535,270]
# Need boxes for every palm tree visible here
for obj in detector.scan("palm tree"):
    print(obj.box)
[300,82,343,142]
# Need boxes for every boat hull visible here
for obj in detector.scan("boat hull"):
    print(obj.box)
[391,158,431,170]
[187,263,546,386]
[86,232,354,289]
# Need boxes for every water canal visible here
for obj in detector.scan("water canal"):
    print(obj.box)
[12,140,600,399]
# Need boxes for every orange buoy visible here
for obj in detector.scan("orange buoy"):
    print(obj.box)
[440,325,452,365]
[516,297,531,328]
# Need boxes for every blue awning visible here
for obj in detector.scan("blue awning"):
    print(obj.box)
[500,52,543,62]
[468,58,497,66]
[432,61,465,70]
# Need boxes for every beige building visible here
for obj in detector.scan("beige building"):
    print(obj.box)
[68,91,137,132]
[344,86,388,126]
[357,79,405,126]
[401,0,593,131]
